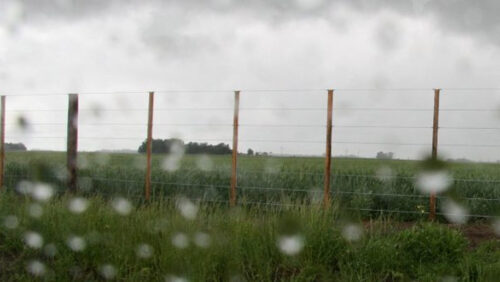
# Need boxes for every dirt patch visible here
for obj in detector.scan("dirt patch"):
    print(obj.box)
[453,224,499,248]
[362,221,499,248]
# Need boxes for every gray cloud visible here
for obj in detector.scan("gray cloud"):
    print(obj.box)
[1,0,499,160]
[3,0,499,47]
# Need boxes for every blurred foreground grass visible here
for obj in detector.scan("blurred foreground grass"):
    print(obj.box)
[0,193,499,281]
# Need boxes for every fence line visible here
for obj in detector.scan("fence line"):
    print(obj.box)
[0,88,499,221]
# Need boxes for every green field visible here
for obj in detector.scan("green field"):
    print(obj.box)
[0,152,499,280]
[3,151,500,220]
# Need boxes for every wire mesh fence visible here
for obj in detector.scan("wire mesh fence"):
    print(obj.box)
[0,88,499,221]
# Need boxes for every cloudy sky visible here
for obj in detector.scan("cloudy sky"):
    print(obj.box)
[0,0,499,161]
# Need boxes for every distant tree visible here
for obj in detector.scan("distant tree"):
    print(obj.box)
[138,139,231,155]
[247,148,254,156]
[5,143,27,151]
[376,151,394,160]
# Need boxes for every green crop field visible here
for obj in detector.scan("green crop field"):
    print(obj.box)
[0,151,499,280]
[3,151,500,220]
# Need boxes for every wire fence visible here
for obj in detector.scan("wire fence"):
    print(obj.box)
[0,88,499,221]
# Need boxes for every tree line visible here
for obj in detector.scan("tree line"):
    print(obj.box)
[138,139,232,155]
[4,143,27,151]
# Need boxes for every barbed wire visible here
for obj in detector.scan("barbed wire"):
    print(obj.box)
[5,107,499,112]
[10,122,500,131]
[2,87,500,97]
[9,135,500,148]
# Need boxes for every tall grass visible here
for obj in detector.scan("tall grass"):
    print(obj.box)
[0,193,498,281]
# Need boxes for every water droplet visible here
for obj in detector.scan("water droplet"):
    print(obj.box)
[229,274,247,282]
[86,231,102,245]
[28,203,43,218]
[341,224,363,242]
[31,183,54,202]
[53,165,68,181]
[78,177,93,192]
[415,170,453,194]
[95,153,111,166]
[99,264,117,280]
[193,232,211,248]
[133,155,147,170]
[24,231,44,249]
[147,218,169,234]
[165,274,189,282]
[3,215,19,229]
[176,197,198,220]
[162,156,182,172]
[171,233,189,249]
[441,275,458,282]
[442,200,468,225]
[264,158,280,174]
[44,243,58,257]
[66,236,86,252]
[376,166,393,182]
[112,197,132,216]
[16,115,30,130]
[68,197,89,214]
[78,155,89,169]
[196,155,213,171]
[308,188,323,204]
[277,234,304,256]
[493,219,500,236]
[26,260,46,277]
[136,243,154,259]
[162,142,185,172]
[16,180,33,194]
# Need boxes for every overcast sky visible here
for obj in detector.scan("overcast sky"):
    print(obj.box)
[0,0,499,161]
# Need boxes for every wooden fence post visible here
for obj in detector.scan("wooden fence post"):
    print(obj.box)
[230,90,240,207]
[144,91,154,201]
[0,96,5,190]
[430,88,440,220]
[67,94,79,192]
[324,89,334,207]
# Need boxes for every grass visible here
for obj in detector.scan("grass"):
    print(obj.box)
[3,151,500,220]
[0,193,499,281]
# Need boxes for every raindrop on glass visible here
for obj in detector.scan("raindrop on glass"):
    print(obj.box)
[442,200,468,225]
[171,232,189,249]
[24,231,44,249]
[194,232,211,249]
[31,183,54,202]
[493,219,500,236]
[277,234,304,256]
[68,197,89,214]
[165,274,189,282]
[44,243,58,257]
[28,203,43,218]
[341,224,363,242]
[66,236,86,252]
[112,197,132,216]
[26,260,46,277]
[136,243,154,259]
[3,215,19,229]
[415,171,452,194]
[99,264,117,280]
[176,197,198,220]
[376,166,393,182]
[195,155,213,171]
